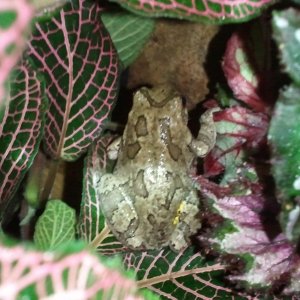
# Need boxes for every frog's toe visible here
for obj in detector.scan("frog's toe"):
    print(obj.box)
[170,229,189,252]
[126,236,144,249]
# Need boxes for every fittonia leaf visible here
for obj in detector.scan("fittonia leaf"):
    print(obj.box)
[34,200,76,250]
[79,136,126,255]
[124,248,252,300]
[111,0,276,24]
[0,61,46,222]
[31,0,68,14]
[0,0,33,110]
[0,238,144,300]
[28,0,120,161]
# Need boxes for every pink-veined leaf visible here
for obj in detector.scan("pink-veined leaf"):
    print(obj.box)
[32,0,68,15]
[28,0,120,161]
[0,61,46,222]
[203,106,268,177]
[111,0,276,24]
[0,239,144,299]
[124,247,255,300]
[0,0,33,109]
[78,135,127,255]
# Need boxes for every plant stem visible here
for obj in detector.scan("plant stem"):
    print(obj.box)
[40,159,60,205]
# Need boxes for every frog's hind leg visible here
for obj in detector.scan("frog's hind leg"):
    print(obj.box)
[99,174,139,248]
[169,199,201,252]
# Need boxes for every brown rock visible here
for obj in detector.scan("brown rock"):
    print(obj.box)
[127,19,219,110]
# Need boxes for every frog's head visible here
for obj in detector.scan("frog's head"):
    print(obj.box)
[133,85,188,122]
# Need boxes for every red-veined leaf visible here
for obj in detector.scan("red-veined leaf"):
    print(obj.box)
[198,171,295,290]
[204,106,268,177]
[111,0,276,24]
[0,61,46,222]
[0,0,33,109]
[223,32,267,113]
[28,0,120,161]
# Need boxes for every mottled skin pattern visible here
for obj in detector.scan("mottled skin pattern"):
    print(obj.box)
[99,86,218,251]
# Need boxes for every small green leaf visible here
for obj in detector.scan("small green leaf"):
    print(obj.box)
[34,200,76,250]
[102,11,155,68]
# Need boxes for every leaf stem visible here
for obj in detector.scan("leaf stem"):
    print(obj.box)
[90,223,110,249]
[40,159,60,204]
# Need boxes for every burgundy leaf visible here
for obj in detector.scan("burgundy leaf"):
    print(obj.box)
[28,0,120,161]
[204,106,268,177]
[198,173,295,289]
[223,32,267,113]
[0,0,33,107]
[283,257,300,295]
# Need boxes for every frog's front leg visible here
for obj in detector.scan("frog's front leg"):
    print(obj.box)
[190,107,220,157]
[99,173,139,246]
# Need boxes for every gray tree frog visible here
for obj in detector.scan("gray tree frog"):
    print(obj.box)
[98,86,218,251]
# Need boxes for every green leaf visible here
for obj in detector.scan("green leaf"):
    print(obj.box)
[273,9,300,86]
[111,0,276,24]
[268,85,300,240]
[102,11,155,68]
[34,200,76,250]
